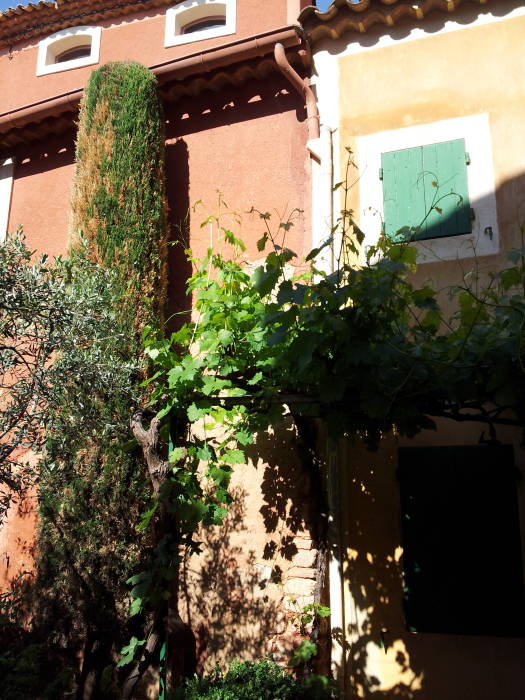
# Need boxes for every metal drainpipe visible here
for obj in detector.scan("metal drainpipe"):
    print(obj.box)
[274,42,320,141]
[275,39,346,683]
[320,123,335,273]
[322,125,347,689]
[329,127,335,272]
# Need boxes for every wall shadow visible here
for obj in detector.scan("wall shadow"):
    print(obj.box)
[180,485,284,672]
[0,483,37,593]
[164,72,305,141]
[248,421,317,563]
[336,440,425,698]
[165,137,193,331]
[11,130,76,178]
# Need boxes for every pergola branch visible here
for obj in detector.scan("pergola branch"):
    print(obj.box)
[430,410,522,428]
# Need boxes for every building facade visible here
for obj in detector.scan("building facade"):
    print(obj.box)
[302,1,525,698]
[2,1,525,697]
[0,0,322,676]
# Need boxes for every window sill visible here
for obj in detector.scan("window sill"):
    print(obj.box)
[164,24,234,48]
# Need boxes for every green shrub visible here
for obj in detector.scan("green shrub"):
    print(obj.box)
[0,643,72,700]
[179,659,336,700]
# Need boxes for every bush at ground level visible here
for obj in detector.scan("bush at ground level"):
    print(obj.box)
[179,659,337,700]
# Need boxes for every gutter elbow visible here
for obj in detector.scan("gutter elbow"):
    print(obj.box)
[274,42,320,141]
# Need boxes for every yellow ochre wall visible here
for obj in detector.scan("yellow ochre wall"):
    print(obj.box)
[340,12,525,287]
[332,11,525,700]
[336,422,525,700]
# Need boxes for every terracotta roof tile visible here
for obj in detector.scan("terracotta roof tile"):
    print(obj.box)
[299,0,499,43]
[0,0,174,47]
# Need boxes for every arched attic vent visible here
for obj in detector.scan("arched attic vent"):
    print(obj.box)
[36,26,102,77]
[164,0,236,47]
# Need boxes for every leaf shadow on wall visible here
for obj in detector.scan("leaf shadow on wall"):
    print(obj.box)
[333,440,424,700]
[246,419,318,564]
[334,416,525,696]
[179,485,286,672]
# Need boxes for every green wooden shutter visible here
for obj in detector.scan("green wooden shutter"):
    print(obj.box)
[381,139,472,242]
[381,146,427,242]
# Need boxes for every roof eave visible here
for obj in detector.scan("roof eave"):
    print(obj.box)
[0,25,307,151]
[299,0,496,45]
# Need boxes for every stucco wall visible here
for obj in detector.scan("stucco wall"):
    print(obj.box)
[336,423,525,700]
[0,483,37,594]
[6,74,311,277]
[181,420,322,671]
[310,4,525,698]
[164,75,311,254]
[8,130,77,258]
[338,7,525,284]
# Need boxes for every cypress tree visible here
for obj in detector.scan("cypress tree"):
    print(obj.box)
[71,60,168,326]
[33,62,168,698]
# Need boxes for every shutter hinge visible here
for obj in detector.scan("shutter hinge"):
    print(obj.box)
[465,152,471,165]
[379,167,384,180]
[470,207,475,221]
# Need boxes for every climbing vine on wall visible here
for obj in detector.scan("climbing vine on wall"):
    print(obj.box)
[126,180,525,689]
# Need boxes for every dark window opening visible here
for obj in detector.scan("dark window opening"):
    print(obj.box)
[398,444,525,636]
[181,16,226,34]
[55,45,91,64]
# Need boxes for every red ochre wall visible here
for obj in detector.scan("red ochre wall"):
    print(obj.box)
[0,5,313,666]
[8,131,77,258]
[2,0,312,261]
[0,453,38,593]
[0,1,291,113]
[164,76,311,315]
[167,83,310,259]
[1,73,311,617]
[8,75,310,273]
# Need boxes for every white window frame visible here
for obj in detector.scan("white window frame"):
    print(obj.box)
[0,158,14,244]
[357,114,499,263]
[164,0,236,48]
[36,26,102,77]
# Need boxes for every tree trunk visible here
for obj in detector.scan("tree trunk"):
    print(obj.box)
[126,410,196,699]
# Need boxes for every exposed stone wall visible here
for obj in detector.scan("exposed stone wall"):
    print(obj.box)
[181,421,322,672]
